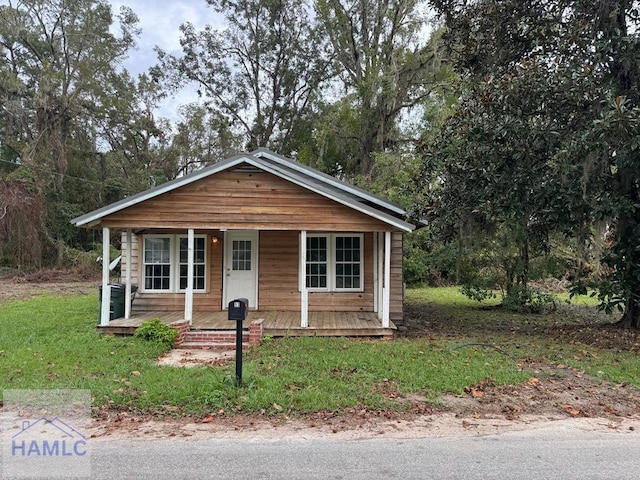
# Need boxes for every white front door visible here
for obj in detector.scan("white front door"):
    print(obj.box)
[224,230,258,309]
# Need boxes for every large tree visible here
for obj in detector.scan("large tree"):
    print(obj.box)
[0,0,138,187]
[316,0,445,175]
[157,0,331,155]
[0,0,153,267]
[426,0,640,327]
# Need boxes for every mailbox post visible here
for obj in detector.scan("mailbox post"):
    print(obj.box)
[228,298,248,386]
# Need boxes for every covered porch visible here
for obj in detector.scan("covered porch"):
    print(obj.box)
[99,310,396,338]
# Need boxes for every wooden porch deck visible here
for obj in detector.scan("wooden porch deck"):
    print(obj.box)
[100,310,396,338]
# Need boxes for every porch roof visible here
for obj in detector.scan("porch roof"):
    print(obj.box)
[71,149,419,232]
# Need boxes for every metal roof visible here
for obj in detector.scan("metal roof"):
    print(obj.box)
[71,149,417,232]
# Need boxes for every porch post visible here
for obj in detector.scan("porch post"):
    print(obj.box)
[184,228,194,325]
[382,231,391,328]
[377,232,384,321]
[373,232,379,314]
[300,230,308,328]
[124,228,132,319]
[100,227,111,326]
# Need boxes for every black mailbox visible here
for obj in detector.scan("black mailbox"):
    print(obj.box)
[228,298,249,321]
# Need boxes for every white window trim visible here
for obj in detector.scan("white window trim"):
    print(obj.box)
[142,234,208,293]
[305,233,364,293]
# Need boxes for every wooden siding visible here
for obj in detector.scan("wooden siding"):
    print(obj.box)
[101,168,394,232]
[258,231,374,312]
[389,231,404,325]
[258,231,300,310]
[126,230,399,316]
[120,231,139,286]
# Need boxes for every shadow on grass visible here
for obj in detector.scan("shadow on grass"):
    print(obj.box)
[403,287,639,352]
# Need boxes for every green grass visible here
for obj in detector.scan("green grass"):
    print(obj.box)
[1,288,637,417]
[406,287,640,389]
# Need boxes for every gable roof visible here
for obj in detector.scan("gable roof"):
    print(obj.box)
[71,149,417,232]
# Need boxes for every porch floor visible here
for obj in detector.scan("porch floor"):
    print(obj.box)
[99,310,396,338]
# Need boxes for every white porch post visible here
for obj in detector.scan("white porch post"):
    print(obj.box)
[100,227,111,326]
[184,228,194,325]
[373,232,379,314]
[300,230,308,328]
[382,231,391,328]
[124,228,132,319]
[377,232,384,321]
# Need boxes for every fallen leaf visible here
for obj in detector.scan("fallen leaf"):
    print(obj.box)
[272,402,283,411]
[470,388,484,398]
[131,371,140,376]
[202,416,214,423]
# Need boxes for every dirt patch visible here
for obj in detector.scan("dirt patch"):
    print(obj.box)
[0,278,96,304]
[157,349,235,367]
[441,362,640,420]
[89,409,640,441]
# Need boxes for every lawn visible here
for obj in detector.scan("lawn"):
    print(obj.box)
[0,288,638,417]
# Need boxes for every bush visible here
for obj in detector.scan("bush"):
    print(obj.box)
[134,318,178,350]
[502,286,557,314]
[460,283,497,303]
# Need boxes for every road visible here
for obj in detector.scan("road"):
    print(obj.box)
[85,427,638,479]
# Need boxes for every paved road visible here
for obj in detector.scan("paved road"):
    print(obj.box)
[85,428,638,479]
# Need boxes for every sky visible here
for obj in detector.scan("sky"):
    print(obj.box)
[108,0,221,120]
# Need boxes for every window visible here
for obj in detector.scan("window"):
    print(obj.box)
[335,236,361,289]
[232,240,252,271]
[305,234,363,291]
[306,236,327,288]
[179,237,206,290]
[143,235,207,292]
[144,237,171,290]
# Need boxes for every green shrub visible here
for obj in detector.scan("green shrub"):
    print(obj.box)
[134,318,178,350]
[460,283,497,303]
[502,286,557,314]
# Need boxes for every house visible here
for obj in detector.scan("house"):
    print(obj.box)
[71,149,419,338]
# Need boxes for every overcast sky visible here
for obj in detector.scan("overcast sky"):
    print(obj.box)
[109,0,222,119]
[110,0,214,75]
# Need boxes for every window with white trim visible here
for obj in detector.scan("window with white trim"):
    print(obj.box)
[179,237,206,290]
[143,234,207,292]
[305,234,363,292]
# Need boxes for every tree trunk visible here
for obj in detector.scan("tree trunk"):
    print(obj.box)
[617,292,640,329]
[519,238,529,290]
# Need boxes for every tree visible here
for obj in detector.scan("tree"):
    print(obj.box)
[156,0,331,155]
[426,0,640,327]
[316,0,445,175]
[170,103,242,177]
[0,0,142,267]
[0,0,138,188]
[419,59,588,296]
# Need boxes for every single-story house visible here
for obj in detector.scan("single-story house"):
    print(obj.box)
[71,148,419,338]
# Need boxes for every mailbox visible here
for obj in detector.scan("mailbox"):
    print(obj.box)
[228,298,249,321]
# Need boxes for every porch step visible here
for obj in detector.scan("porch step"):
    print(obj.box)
[183,330,249,343]
[180,341,249,350]
[180,330,249,350]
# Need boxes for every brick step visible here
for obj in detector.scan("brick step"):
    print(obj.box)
[180,341,249,350]
[184,330,249,343]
